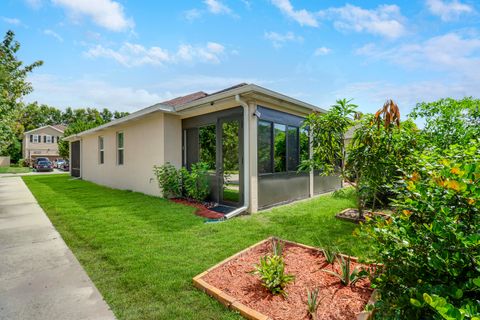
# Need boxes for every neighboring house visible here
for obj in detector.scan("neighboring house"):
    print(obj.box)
[23,125,66,162]
[64,84,341,215]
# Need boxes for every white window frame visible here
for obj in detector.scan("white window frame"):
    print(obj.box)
[99,136,104,164]
[46,135,52,144]
[116,131,124,165]
[33,135,40,143]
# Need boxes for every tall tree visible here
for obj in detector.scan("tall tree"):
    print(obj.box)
[0,30,42,155]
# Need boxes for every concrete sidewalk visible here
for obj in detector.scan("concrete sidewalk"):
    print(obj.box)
[0,177,115,320]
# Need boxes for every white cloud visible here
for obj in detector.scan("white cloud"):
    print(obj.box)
[322,4,406,39]
[426,0,474,21]
[336,79,479,116]
[184,9,202,21]
[84,41,226,67]
[1,17,22,25]
[351,32,480,113]
[356,32,480,74]
[43,29,63,42]
[314,46,331,56]
[26,74,166,112]
[24,0,42,9]
[52,0,134,32]
[204,0,232,15]
[270,1,406,38]
[271,0,318,27]
[264,31,303,48]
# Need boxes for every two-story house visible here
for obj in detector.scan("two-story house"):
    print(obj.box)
[23,125,66,162]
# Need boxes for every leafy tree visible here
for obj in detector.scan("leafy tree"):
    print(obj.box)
[0,30,42,155]
[301,98,357,175]
[346,103,418,215]
[410,97,480,150]
[58,120,103,158]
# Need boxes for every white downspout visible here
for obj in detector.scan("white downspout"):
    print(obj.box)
[224,95,250,219]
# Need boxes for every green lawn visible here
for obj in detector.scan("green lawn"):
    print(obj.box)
[0,166,31,173]
[22,175,370,320]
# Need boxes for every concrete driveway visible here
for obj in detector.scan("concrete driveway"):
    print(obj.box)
[0,177,115,320]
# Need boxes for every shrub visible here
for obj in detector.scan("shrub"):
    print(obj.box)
[181,162,210,202]
[361,141,480,319]
[153,162,210,201]
[251,254,295,297]
[153,163,182,198]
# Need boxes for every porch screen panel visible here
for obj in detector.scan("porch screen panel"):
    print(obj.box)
[258,120,272,174]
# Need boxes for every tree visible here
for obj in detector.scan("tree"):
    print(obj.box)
[410,97,480,150]
[301,98,357,176]
[0,30,42,155]
[58,121,103,158]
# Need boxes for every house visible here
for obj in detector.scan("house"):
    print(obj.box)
[23,125,66,162]
[64,84,341,215]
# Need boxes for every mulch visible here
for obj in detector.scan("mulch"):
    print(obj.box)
[201,240,373,320]
[170,198,224,219]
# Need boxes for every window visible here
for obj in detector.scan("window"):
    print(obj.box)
[117,132,124,165]
[287,126,299,171]
[274,124,286,172]
[99,136,104,164]
[258,121,272,174]
[258,121,307,174]
[46,135,52,144]
[33,135,40,143]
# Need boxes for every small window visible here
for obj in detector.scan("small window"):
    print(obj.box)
[46,135,52,144]
[274,123,286,172]
[117,132,124,165]
[33,135,40,143]
[287,126,299,171]
[99,136,104,164]
[258,120,272,174]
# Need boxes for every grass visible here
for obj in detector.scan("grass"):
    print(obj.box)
[22,175,370,320]
[0,166,31,173]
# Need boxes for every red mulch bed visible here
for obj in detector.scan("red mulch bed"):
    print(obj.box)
[170,198,224,219]
[201,240,373,320]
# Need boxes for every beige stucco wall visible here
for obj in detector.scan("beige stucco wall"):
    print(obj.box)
[80,112,182,197]
[0,156,10,167]
[23,126,63,159]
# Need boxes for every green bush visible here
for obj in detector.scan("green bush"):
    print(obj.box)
[153,163,182,198]
[361,141,480,319]
[251,254,295,297]
[153,162,210,202]
[181,162,210,202]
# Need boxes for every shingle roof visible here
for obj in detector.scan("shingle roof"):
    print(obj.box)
[161,91,208,107]
[52,124,66,132]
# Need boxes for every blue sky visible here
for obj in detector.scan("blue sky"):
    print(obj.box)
[1,0,479,115]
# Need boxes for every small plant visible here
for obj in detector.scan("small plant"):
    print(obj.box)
[322,255,368,286]
[271,237,284,256]
[153,163,182,198]
[322,245,337,266]
[306,288,323,320]
[251,255,295,297]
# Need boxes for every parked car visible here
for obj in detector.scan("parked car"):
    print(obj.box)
[60,160,69,171]
[33,157,49,169]
[36,160,53,172]
[55,160,65,169]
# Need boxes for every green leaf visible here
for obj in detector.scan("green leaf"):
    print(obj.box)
[410,298,422,307]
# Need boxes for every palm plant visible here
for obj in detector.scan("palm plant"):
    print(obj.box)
[322,255,368,286]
